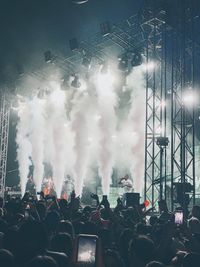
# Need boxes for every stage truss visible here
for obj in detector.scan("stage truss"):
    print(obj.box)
[0,94,10,199]
[1,0,200,210]
[142,0,200,210]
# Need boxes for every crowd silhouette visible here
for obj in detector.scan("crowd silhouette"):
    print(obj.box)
[0,191,200,267]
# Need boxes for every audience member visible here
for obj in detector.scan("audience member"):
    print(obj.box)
[0,192,200,267]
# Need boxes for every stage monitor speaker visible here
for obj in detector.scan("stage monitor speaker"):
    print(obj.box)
[125,192,140,207]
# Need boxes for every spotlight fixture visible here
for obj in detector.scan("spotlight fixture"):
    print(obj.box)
[100,21,111,36]
[72,0,88,4]
[118,54,128,72]
[44,50,52,63]
[82,57,91,69]
[69,38,79,51]
[131,52,142,67]
[182,90,196,106]
[156,137,169,147]
[100,62,108,74]
[37,88,46,99]
[71,75,81,88]
[16,64,24,76]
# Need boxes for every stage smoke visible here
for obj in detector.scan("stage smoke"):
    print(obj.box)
[71,90,90,196]
[16,100,32,195]
[126,66,146,193]
[29,96,45,193]
[45,86,67,197]
[97,70,117,195]
[15,63,147,200]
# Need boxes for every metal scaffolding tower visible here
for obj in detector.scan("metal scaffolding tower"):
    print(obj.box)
[142,2,168,207]
[0,94,10,199]
[143,0,198,210]
[170,0,197,212]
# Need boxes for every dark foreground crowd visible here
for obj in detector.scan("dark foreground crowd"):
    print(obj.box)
[0,191,200,267]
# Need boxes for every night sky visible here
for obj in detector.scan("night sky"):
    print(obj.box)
[0,0,143,70]
[1,0,144,186]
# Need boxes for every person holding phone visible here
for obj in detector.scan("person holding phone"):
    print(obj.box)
[72,234,104,267]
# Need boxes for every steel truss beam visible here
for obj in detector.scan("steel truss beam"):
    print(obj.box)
[170,0,196,212]
[143,0,198,211]
[0,94,10,199]
[142,4,167,208]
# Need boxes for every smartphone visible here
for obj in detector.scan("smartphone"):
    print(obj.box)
[174,210,184,225]
[76,235,98,266]
[25,210,30,218]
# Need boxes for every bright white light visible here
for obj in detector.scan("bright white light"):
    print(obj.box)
[131,131,137,136]
[79,251,93,262]
[97,69,114,89]
[154,99,166,110]
[94,114,102,121]
[79,80,87,92]
[142,61,157,72]
[17,101,27,114]
[88,137,93,142]
[160,100,166,108]
[155,126,163,135]
[50,89,65,106]
[182,91,196,105]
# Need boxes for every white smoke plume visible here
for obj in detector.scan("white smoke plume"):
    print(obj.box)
[15,64,147,199]
[71,89,91,196]
[126,66,146,193]
[96,70,117,195]
[44,85,67,197]
[16,100,32,196]
[29,96,45,193]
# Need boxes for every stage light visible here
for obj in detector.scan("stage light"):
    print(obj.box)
[71,75,81,88]
[118,54,128,72]
[156,100,166,109]
[82,57,91,69]
[88,137,93,143]
[160,100,166,108]
[97,69,114,89]
[182,90,196,105]
[11,98,20,110]
[69,38,79,51]
[155,126,163,135]
[37,88,51,99]
[16,64,24,76]
[51,89,65,106]
[72,0,88,4]
[142,61,157,71]
[100,21,111,36]
[94,114,101,121]
[44,51,52,63]
[156,137,169,147]
[100,62,108,74]
[131,52,142,67]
